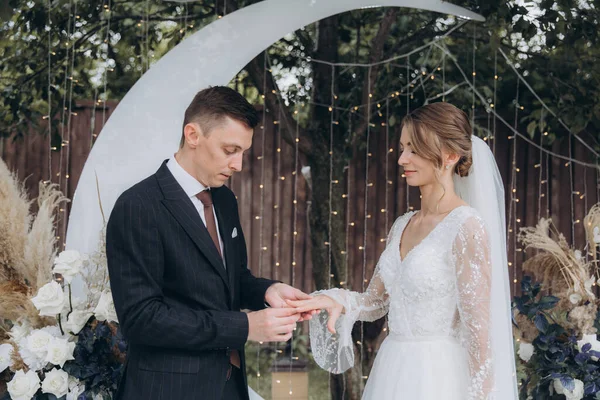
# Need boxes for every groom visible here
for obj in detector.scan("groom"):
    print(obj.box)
[106,86,312,400]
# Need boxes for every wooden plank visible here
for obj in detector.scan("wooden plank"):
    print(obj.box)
[3,99,597,302]
[261,114,275,281]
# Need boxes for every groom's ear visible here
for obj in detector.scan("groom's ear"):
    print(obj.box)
[183,123,202,149]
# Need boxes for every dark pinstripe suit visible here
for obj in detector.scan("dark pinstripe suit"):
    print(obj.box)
[106,161,276,400]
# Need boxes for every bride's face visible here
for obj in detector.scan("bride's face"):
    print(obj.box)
[398,127,438,187]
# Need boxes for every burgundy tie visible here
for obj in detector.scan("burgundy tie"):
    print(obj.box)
[196,190,222,259]
[196,190,240,369]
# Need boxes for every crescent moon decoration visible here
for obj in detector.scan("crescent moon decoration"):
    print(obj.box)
[66,0,483,254]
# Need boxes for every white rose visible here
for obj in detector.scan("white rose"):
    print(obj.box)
[55,250,82,265]
[45,337,75,368]
[7,369,41,400]
[70,296,85,309]
[19,326,63,371]
[93,291,118,323]
[17,340,44,372]
[553,378,584,400]
[577,333,600,361]
[518,342,534,362]
[66,376,85,400]
[53,250,85,283]
[26,329,54,359]
[9,320,32,342]
[31,281,66,316]
[65,309,93,334]
[569,293,583,305]
[0,343,14,372]
[41,368,69,398]
[61,296,87,315]
[54,249,85,268]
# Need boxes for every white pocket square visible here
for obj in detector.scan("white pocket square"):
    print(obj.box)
[231,227,238,238]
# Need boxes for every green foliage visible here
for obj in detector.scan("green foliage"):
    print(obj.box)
[2,0,599,149]
[0,0,247,137]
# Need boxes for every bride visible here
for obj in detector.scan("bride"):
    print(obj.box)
[288,103,518,399]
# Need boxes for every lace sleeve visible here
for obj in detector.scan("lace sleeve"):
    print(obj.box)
[453,215,494,399]
[308,218,403,374]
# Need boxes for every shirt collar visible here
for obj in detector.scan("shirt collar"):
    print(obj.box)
[166,154,208,199]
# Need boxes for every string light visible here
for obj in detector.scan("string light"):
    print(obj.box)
[569,131,576,244]
[358,65,375,385]
[406,55,411,212]
[497,47,599,159]
[254,52,269,392]
[144,0,151,72]
[275,106,283,279]
[509,79,520,293]
[58,0,74,192]
[582,167,589,263]
[471,23,476,130]
[435,42,598,169]
[344,112,352,329]
[328,65,335,291]
[45,0,55,184]
[385,97,391,238]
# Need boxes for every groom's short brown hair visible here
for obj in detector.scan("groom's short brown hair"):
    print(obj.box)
[180,86,259,148]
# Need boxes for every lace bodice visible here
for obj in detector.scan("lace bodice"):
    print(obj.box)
[310,206,494,399]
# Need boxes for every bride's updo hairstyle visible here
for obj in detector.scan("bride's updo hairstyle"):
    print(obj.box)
[401,102,473,177]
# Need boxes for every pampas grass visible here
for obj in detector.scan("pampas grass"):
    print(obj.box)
[8,341,25,372]
[516,208,600,337]
[0,158,67,289]
[0,159,31,284]
[22,181,69,291]
[0,281,54,331]
[0,158,65,333]
[518,218,591,299]
[521,253,569,295]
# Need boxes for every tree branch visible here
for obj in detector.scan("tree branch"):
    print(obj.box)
[245,55,312,154]
[382,16,438,60]
[451,31,552,60]
[350,8,399,148]
[220,0,311,154]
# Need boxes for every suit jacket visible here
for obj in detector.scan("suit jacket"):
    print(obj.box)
[106,161,276,400]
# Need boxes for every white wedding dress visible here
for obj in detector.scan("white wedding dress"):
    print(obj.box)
[310,206,499,399]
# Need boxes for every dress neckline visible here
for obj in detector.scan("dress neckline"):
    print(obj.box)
[398,206,468,262]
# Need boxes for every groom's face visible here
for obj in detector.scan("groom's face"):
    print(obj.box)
[188,116,253,188]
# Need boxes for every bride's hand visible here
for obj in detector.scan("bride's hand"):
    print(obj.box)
[287,295,344,334]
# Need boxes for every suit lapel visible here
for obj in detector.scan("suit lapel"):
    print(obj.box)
[212,187,236,304]
[155,161,230,292]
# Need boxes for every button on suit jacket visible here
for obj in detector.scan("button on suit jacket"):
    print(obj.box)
[106,161,276,400]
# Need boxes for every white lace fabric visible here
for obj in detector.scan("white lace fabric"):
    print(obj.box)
[453,213,494,399]
[309,206,494,399]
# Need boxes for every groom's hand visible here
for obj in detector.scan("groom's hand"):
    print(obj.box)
[247,308,301,342]
[265,283,317,321]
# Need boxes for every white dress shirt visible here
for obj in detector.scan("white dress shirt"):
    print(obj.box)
[167,155,225,267]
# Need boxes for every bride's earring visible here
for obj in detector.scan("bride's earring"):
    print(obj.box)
[445,165,450,170]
